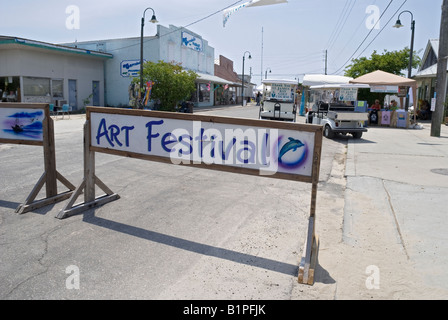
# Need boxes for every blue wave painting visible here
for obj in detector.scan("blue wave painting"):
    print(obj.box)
[1,109,44,141]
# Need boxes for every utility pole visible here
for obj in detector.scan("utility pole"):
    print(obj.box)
[261,27,264,85]
[431,0,448,137]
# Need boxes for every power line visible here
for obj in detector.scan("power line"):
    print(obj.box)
[327,0,356,52]
[354,0,408,59]
[325,0,351,50]
[330,0,378,66]
[331,0,395,75]
[106,1,244,53]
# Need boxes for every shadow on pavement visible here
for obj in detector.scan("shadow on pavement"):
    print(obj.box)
[82,210,302,277]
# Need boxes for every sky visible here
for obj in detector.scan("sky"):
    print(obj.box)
[0,0,443,85]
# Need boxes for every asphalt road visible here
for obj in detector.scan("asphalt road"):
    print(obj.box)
[0,105,347,300]
[4,104,446,301]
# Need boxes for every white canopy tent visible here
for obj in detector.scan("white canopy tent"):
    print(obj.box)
[302,74,353,87]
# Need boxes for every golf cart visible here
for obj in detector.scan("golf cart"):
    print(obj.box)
[259,79,299,122]
[305,84,369,139]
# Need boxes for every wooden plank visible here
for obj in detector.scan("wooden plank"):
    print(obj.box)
[15,172,46,213]
[16,191,74,214]
[56,179,86,219]
[94,174,114,195]
[57,193,120,219]
[88,106,322,136]
[86,106,323,134]
[298,123,322,284]
[0,138,43,146]
[56,171,76,190]
[310,126,323,218]
[308,234,319,285]
[43,113,58,197]
[298,229,319,285]
[298,216,315,284]
[0,103,49,109]
[84,121,95,203]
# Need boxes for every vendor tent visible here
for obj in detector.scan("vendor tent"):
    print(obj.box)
[302,74,353,87]
[349,70,417,86]
[350,70,418,124]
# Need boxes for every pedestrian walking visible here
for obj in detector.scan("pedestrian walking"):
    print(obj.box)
[256,91,261,106]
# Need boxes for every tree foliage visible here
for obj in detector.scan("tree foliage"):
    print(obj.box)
[344,48,421,78]
[134,60,198,112]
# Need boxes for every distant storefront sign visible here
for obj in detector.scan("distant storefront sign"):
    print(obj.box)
[181,32,203,52]
[370,85,399,93]
[121,60,143,77]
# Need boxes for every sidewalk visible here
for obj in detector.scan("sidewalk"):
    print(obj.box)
[339,122,448,298]
[194,102,256,112]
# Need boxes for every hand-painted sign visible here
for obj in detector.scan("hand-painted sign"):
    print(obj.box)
[121,60,143,77]
[0,107,45,142]
[88,107,321,181]
[0,103,76,215]
[181,32,203,52]
[338,87,358,102]
[269,83,294,102]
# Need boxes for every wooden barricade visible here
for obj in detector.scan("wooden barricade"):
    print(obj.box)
[0,103,75,213]
[57,107,323,285]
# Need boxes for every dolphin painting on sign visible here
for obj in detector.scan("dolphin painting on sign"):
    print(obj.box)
[276,136,308,170]
[0,109,45,141]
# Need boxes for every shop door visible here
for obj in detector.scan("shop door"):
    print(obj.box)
[92,81,100,106]
[68,79,77,110]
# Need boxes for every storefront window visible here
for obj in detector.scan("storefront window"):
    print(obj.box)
[23,77,50,96]
[198,83,210,103]
[51,79,63,98]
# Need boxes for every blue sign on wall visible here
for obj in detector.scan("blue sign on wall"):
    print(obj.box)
[121,60,143,77]
[181,32,203,52]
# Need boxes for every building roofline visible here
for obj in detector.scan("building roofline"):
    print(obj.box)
[0,36,113,59]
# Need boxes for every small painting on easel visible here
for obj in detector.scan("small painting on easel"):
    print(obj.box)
[0,109,45,141]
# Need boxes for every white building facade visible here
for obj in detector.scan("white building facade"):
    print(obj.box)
[0,36,111,110]
[67,25,223,108]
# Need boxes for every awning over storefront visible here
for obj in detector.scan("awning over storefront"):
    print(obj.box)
[196,73,234,85]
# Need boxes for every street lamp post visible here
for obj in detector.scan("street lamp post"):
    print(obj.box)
[393,10,415,111]
[265,67,272,79]
[140,7,158,108]
[241,51,252,106]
